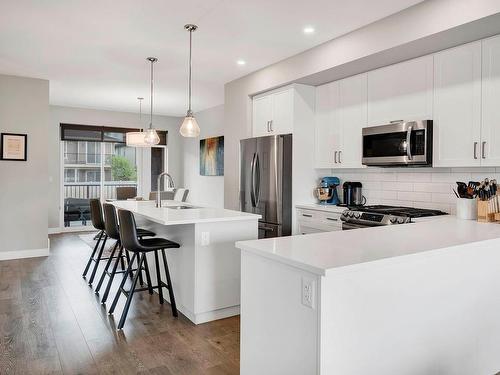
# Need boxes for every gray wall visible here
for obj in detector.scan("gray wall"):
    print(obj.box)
[183,105,224,208]
[223,0,500,210]
[0,74,49,253]
[49,106,183,229]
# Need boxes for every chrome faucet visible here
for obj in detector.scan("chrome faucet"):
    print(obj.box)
[156,172,175,208]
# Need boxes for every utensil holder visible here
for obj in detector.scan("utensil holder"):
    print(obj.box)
[477,200,495,222]
[456,198,477,220]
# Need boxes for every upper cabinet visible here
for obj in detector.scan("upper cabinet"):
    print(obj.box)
[481,35,500,166]
[433,42,482,167]
[252,87,294,137]
[314,73,367,169]
[367,55,433,125]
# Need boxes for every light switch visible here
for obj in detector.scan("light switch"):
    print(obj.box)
[201,231,210,246]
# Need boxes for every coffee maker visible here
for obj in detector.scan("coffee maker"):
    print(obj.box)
[342,181,366,207]
[314,177,340,205]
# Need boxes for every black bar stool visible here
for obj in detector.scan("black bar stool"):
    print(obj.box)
[109,209,180,330]
[82,199,108,284]
[95,203,155,303]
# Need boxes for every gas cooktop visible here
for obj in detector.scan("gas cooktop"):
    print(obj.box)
[341,205,448,227]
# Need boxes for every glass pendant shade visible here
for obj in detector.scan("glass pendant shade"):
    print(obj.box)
[180,113,200,137]
[144,127,160,145]
[126,131,148,147]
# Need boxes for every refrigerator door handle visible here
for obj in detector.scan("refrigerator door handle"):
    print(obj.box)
[250,153,257,207]
[255,153,261,206]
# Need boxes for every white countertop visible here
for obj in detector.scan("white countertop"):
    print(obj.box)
[112,200,261,226]
[236,216,500,276]
[296,203,347,214]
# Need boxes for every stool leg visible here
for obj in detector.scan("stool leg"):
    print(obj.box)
[143,255,154,295]
[95,241,119,294]
[119,253,126,271]
[135,251,144,286]
[82,231,103,278]
[88,234,107,286]
[124,250,134,281]
[161,249,178,317]
[101,244,123,304]
[109,251,136,314]
[154,250,164,304]
[117,253,144,330]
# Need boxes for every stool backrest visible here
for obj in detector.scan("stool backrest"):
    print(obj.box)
[116,186,137,200]
[103,203,120,240]
[90,199,105,230]
[117,209,141,251]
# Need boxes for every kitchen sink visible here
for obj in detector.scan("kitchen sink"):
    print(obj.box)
[166,205,198,210]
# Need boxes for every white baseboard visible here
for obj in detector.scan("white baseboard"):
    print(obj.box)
[0,247,50,261]
[159,294,240,324]
[48,227,61,235]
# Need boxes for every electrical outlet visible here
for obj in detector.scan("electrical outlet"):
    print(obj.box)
[301,277,315,309]
[201,231,210,246]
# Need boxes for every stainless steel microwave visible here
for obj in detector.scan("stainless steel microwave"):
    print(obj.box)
[362,120,433,167]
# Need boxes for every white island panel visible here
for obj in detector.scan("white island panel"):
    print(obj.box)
[113,200,260,324]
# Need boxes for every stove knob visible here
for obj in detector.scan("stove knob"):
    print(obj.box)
[348,211,355,218]
[389,217,398,224]
[354,212,360,219]
[397,217,406,224]
[342,211,348,217]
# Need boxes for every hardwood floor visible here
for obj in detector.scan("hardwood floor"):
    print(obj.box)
[0,233,240,375]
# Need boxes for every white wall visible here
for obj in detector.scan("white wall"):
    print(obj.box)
[48,105,183,229]
[0,74,49,257]
[224,0,500,211]
[183,104,224,208]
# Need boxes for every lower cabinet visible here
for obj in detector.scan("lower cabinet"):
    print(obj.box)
[296,208,343,234]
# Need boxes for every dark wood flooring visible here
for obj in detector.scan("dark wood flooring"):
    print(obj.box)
[0,233,240,375]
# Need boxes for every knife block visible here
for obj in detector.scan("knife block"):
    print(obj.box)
[477,200,495,222]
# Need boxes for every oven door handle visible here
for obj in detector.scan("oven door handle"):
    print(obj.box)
[406,123,413,161]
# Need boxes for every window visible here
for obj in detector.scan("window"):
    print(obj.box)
[60,123,168,228]
[64,169,75,182]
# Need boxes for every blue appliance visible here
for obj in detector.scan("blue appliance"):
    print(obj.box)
[319,177,340,205]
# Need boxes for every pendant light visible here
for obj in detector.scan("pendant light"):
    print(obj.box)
[126,97,149,147]
[144,57,160,145]
[179,24,201,138]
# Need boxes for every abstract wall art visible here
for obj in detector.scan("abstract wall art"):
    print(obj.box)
[200,136,224,176]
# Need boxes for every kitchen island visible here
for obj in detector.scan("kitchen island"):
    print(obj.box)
[113,200,260,324]
[236,216,500,375]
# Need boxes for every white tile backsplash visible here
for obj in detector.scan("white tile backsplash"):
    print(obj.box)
[330,167,499,214]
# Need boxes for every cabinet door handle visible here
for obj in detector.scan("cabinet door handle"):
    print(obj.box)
[302,214,313,218]
[474,142,478,159]
[482,141,486,159]
[338,150,342,164]
[266,121,270,132]
[326,217,338,221]
[334,151,337,164]
[269,120,273,132]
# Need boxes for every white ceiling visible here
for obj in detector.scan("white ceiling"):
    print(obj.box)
[0,0,424,116]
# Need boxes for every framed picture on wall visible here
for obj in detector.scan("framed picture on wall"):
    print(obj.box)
[200,136,224,176]
[1,133,27,161]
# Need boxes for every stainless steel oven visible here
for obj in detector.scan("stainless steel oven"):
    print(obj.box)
[362,120,432,167]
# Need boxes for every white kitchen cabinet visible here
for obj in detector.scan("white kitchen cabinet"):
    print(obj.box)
[314,73,367,169]
[252,87,294,137]
[481,35,500,166]
[314,81,340,168]
[296,207,343,234]
[367,55,433,125]
[433,41,482,167]
[252,95,273,137]
[337,74,367,168]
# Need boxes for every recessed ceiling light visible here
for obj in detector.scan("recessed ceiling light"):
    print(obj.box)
[237,60,246,66]
[303,26,315,34]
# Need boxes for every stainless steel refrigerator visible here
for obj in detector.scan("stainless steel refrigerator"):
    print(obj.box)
[240,134,292,239]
